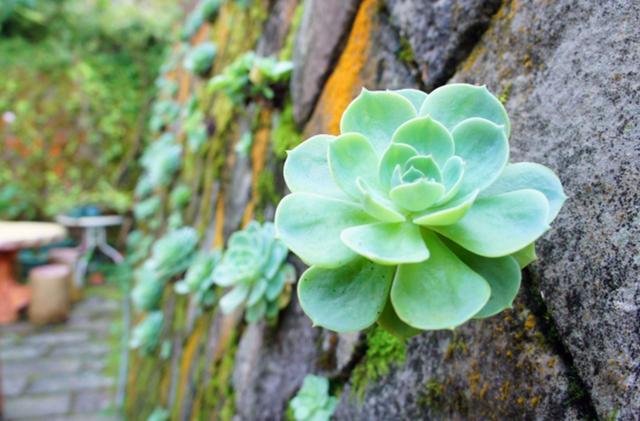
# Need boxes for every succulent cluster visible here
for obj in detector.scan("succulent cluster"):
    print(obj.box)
[140,133,182,189]
[174,250,221,307]
[212,221,295,323]
[208,52,293,105]
[184,42,217,77]
[132,227,199,311]
[275,84,565,336]
[130,311,164,355]
[288,375,337,421]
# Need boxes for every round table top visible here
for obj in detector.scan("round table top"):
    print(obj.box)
[56,214,124,228]
[0,221,67,252]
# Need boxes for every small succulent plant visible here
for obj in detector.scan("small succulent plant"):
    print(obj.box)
[133,196,161,221]
[175,250,221,306]
[208,52,292,105]
[170,184,192,211]
[275,84,566,337]
[149,100,180,133]
[183,96,209,152]
[184,42,217,77]
[126,230,154,266]
[130,311,164,355]
[135,175,154,199]
[182,0,222,41]
[213,221,295,323]
[140,133,182,189]
[288,375,337,421]
[132,227,200,311]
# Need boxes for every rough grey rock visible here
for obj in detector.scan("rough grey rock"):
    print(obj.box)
[384,0,501,89]
[232,296,322,421]
[335,298,587,420]
[291,0,361,126]
[256,0,299,56]
[447,1,640,418]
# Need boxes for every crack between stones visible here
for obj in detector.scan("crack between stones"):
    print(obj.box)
[523,269,601,421]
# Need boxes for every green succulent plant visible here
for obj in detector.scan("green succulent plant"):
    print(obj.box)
[275,84,566,337]
[134,175,154,199]
[126,230,154,265]
[132,227,199,311]
[133,196,161,221]
[149,100,180,133]
[175,250,221,306]
[140,133,182,189]
[288,375,337,421]
[130,311,163,355]
[208,52,292,105]
[170,184,192,210]
[184,42,217,77]
[199,0,222,22]
[181,0,221,41]
[213,221,295,323]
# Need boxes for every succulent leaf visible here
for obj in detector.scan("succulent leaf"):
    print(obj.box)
[298,258,394,332]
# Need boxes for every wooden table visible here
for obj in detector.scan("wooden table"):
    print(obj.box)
[0,221,67,324]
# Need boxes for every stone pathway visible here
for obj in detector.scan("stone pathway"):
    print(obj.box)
[1,290,122,421]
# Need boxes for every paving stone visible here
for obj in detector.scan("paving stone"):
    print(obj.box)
[49,342,110,358]
[28,372,115,394]
[23,331,90,346]
[2,358,82,377]
[0,344,49,361]
[72,388,114,413]
[1,376,28,397]
[18,415,119,421]
[4,394,71,419]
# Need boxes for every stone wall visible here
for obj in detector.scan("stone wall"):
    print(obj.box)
[126,1,640,420]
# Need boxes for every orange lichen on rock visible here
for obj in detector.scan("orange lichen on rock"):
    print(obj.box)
[175,317,207,415]
[310,0,378,136]
[242,108,272,226]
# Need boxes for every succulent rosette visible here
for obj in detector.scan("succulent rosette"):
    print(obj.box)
[131,227,199,311]
[212,221,296,323]
[288,375,337,421]
[130,311,164,355]
[275,84,566,336]
[174,250,221,307]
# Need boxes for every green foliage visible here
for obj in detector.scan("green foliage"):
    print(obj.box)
[272,102,302,159]
[130,311,164,356]
[208,51,293,105]
[275,84,566,336]
[174,250,222,307]
[0,182,38,220]
[288,375,337,421]
[213,221,295,323]
[184,42,217,77]
[351,327,406,399]
[0,0,174,217]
